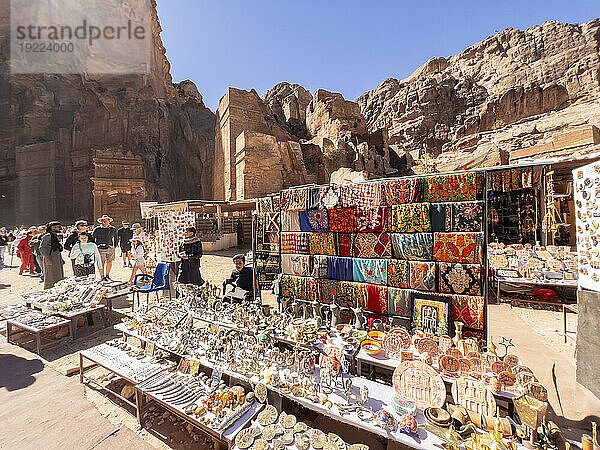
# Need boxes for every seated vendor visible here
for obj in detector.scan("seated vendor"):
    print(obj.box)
[223,254,254,302]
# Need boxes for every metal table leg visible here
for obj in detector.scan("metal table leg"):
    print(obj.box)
[6,321,11,344]
[563,304,567,344]
[35,331,42,355]
[100,308,108,328]
[79,353,84,384]
[70,318,77,340]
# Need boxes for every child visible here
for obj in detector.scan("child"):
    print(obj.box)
[129,238,148,284]
[69,233,102,277]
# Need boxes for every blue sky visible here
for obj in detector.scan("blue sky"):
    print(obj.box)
[156,0,597,111]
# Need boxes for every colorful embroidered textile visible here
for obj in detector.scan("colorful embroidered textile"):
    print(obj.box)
[391,233,433,261]
[438,262,483,295]
[320,279,339,304]
[352,258,388,285]
[452,295,485,330]
[281,211,301,232]
[355,206,388,232]
[299,209,329,232]
[306,186,321,210]
[257,197,274,214]
[425,172,479,202]
[309,232,336,256]
[281,187,308,210]
[450,202,483,232]
[387,259,410,289]
[281,232,309,254]
[433,232,483,264]
[327,256,354,281]
[381,178,423,205]
[387,287,411,316]
[305,277,321,301]
[390,203,431,233]
[353,232,392,258]
[281,254,312,276]
[328,208,356,233]
[335,233,353,257]
[280,275,305,299]
[311,255,329,278]
[340,183,382,208]
[337,281,367,308]
[319,185,341,209]
[409,261,436,291]
[430,203,449,232]
[366,283,388,313]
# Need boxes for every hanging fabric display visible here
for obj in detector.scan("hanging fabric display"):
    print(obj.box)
[341,182,382,208]
[328,208,356,233]
[257,196,274,214]
[450,202,483,232]
[352,258,388,285]
[391,233,434,261]
[502,170,512,192]
[409,261,436,291]
[305,277,321,302]
[306,186,321,210]
[438,262,483,296]
[280,232,309,254]
[327,256,354,281]
[281,254,312,276]
[335,233,353,257]
[311,255,329,278]
[451,295,485,330]
[430,203,449,232]
[337,281,367,308]
[281,187,308,211]
[355,206,388,232]
[387,287,412,317]
[308,232,336,256]
[381,178,423,205]
[387,259,410,289]
[320,279,339,304]
[433,232,483,264]
[281,210,301,232]
[353,232,392,258]
[425,172,478,202]
[299,209,329,232]
[390,203,431,233]
[366,283,388,313]
[280,274,305,299]
[319,184,341,209]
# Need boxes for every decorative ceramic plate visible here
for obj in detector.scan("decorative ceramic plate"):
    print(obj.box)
[257,405,278,426]
[416,337,440,358]
[446,348,463,359]
[392,360,446,408]
[235,428,255,449]
[458,358,473,375]
[497,371,516,388]
[504,354,520,369]
[439,355,460,374]
[383,328,411,355]
[451,377,496,417]
[491,360,510,375]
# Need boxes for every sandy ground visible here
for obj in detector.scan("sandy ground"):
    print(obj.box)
[1,247,600,447]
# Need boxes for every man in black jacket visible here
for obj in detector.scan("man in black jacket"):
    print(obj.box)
[64,220,91,274]
[117,222,134,268]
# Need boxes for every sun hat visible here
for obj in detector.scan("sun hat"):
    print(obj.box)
[97,215,113,223]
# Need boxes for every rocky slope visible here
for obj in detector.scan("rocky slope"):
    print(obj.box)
[357,19,600,162]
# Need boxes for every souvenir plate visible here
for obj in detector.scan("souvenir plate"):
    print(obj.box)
[439,355,460,375]
[491,360,510,375]
[416,337,440,358]
[257,405,278,426]
[451,377,496,417]
[383,330,411,357]
[235,428,255,449]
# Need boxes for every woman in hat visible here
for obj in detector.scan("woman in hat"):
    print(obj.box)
[39,221,65,289]
[69,232,102,277]
[128,237,148,284]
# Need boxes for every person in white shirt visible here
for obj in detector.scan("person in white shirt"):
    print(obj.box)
[128,237,148,284]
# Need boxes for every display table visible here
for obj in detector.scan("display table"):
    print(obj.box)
[51,305,109,339]
[495,275,577,305]
[6,316,72,354]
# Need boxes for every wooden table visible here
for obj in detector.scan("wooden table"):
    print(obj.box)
[495,275,577,304]
[52,305,109,339]
[6,317,72,354]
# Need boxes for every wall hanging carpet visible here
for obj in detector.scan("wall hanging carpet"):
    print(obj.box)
[353,232,392,258]
[281,187,308,210]
[327,256,354,281]
[341,182,382,208]
[280,274,306,299]
[387,287,411,317]
[257,196,274,214]
[319,185,341,209]
[409,261,436,291]
[390,203,431,233]
[449,202,483,232]
[328,208,356,232]
[281,232,309,254]
[305,277,321,302]
[387,259,410,289]
[425,172,479,202]
[281,210,301,232]
[320,279,340,304]
[355,206,388,232]
[381,178,423,205]
[337,281,367,309]
[438,262,483,296]
[366,283,388,314]
[433,232,483,264]
[306,186,321,210]
[451,295,485,330]
[281,254,312,276]
[352,258,388,285]
[309,232,336,256]
[391,233,433,261]
[299,209,329,232]
[430,203,449,232]
[311,255,329,278]
[335,233,353,257]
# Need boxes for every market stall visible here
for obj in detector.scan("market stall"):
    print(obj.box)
[253,194,281,290]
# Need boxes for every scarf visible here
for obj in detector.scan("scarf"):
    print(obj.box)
[45,224,63,254]
[184,236,200,244]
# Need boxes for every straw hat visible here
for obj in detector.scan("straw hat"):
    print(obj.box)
[97,215,113,223]
[131,223,142,230]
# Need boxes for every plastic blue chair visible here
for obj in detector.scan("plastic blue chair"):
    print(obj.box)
[133,263,171,309]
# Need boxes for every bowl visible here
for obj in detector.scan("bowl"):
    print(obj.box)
[361,339,383,356]
[368,330,386,341]
[351,330,368,342]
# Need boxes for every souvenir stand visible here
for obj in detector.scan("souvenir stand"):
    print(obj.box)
[253,194,281,290]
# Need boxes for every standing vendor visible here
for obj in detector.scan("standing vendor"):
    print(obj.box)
[39,221,65,289]
[177,227,204,286]
[117,221,134,268]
